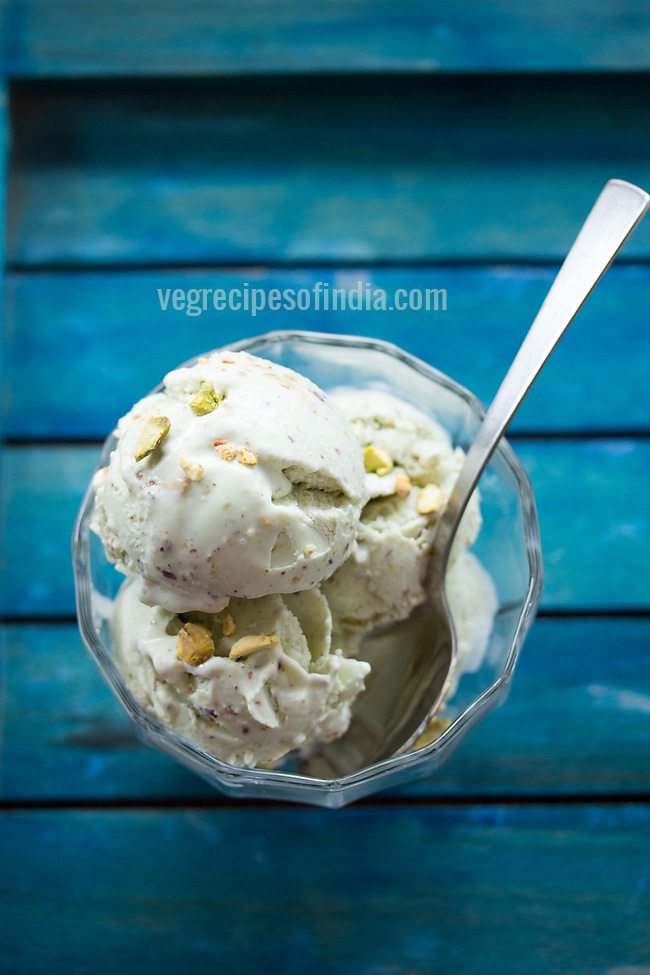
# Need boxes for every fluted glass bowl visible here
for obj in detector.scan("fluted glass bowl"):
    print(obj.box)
[73,330,542,808]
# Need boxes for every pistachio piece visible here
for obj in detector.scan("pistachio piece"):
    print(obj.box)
[179,456,204,481]
[363,444,393,476]
[238,448,258,466]
[176,622,215,666]
[413,716,451,750]
[416,483,445,516]
[215,442,238,462]
[221,613,237,637]
[134,415,171,462]
[229,634,279,660]
[394,473,411,498]
[189,382,223,416]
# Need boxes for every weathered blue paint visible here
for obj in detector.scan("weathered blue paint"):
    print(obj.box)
[2,14,650,968]
[7,77,650,264]
[5,263,650,437]
[2,618,650,801]
[1,806,649,974]
[6,0,650,76]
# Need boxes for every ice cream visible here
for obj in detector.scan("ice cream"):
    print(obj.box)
[322,390,485,654]
[92,350,366,613]
[112,577,370,767]
[94,350,498,772]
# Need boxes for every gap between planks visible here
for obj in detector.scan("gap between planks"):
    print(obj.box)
[3,608,650,625]
[7,256,650,273]
[5,431,650,448]
[2,793,650,813]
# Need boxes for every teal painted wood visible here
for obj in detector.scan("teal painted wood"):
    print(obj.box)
[8,76,650,265]
[0,84,6,444]
[6,1,650,76]
[1,805,649,974]
[3,440,650,617]
[5,264,650,437]
[2,619,649,801]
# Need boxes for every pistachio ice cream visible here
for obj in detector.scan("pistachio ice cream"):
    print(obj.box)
[94,349,498,770]
[322,390,485,652]
[92,350,365,614]
[112,578,370,767]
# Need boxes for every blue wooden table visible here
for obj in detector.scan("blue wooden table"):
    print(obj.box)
[2,4,650,972]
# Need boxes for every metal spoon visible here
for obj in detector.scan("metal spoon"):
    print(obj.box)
[312,179,649,778]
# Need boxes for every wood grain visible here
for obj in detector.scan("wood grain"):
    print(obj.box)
[6,1,650,76]
[2,618,650,801]
[3,440,649,617]
[7,76,650,265]
[5,264,650,437]
[1,805,649,974]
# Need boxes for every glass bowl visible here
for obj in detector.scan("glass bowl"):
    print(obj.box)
[73,330,542,808]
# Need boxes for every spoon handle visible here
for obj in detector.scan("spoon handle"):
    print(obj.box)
[430,178,650,579]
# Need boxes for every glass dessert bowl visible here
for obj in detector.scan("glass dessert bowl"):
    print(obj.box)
[73,330,542,808]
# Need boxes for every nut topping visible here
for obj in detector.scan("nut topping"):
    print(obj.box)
[221,613,237,637]
[215,442,238,462]
[413,716,451,750]
[416,483,445,515]
[238,448,258,466]
[363,444,393,476]
[394,473,411,498]
[189,383,223,416]
[229,634,279,660]
[134,415,171,462]
[179,456,204,481]
[176,622,215,666]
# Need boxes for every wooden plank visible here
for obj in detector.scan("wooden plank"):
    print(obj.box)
[0,83,6,444]
[5,264,650,438]
[2,440,649,617]
[7,76,650,265]
[6,1,650,76]
[2,618,649,801]
[1,805,649,974]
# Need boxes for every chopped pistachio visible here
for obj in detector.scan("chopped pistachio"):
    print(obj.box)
[394,473,411,498]
[238,448,258,466]
[179,456,204,481]
[221,613,237,637]
[189,382,223,416]
[416,483,445,516]
[229,634,279,660]
[134,415,171,462]
[215,442,238,462]
[176,622,215,666]
[363,444,393,476]
[413,716,451,750]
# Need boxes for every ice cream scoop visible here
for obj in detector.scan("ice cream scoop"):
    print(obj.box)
[322,390,482,651]
[112,577,370,767]
[92,350,366,613]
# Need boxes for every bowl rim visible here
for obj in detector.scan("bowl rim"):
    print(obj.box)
[73,329,543,798]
